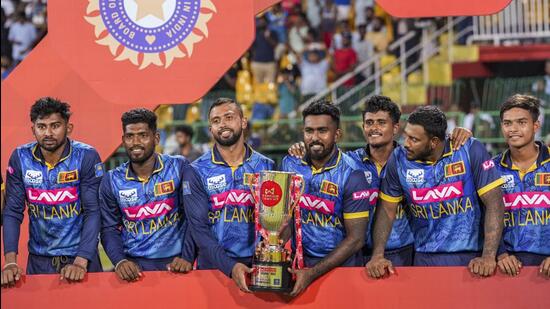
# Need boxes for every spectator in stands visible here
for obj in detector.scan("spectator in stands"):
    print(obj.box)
[320,0,338,48]
[299,47,330,102]
[331,20,352,50]
[352,23,374,66]
[164,125,203,162]
[250,16,278,84]
[305,0,322,29]
[8,10,37,64]
[332,32,357,87]
[288,13,310,56]
[354,0,374,26]
[1,8,11,61]
[278,68,298,118]
[364,6,375,32]
[334,0,351,22]
[366,16,389,53]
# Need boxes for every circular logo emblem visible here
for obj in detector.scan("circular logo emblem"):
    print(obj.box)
[85,0,217,69]
[260,180,283,207]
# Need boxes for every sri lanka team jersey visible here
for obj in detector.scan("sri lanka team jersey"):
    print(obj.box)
[493,141,550,255]
[3,140,102,260]
[347,145,414,250]
[190,145,274,260]
[281,148,370,258]
[380,138,504,253]
[100,154,192,264]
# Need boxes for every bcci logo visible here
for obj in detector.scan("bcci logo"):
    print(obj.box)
[85,0,216,69]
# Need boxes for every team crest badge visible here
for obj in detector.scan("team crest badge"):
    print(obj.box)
[85,0,217,69]
[320,180,339,197]
[535,173,550,186]
[155,180,175,196]
[58,170,79,183]
[444,161,465,178]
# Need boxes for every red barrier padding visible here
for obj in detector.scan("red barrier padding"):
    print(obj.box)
[2,267,548,308]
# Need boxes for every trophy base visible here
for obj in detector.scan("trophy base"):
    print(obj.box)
[250,261,293,293]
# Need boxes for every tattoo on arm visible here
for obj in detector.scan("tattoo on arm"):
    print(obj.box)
[479,187,505,258]
[308,217,368,280]
[371,200,398,257]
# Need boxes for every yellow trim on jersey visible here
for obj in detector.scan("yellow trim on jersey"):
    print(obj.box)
[343,211,370,219]
[477,178,505,196]
[513,162,537,181]
[379,192,403,203]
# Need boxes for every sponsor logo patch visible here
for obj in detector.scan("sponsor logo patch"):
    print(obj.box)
[364,171,373,184]
[482,160,495,171]
[406,169,424,184]
[27,187,78,205]
[123,198,175,220]
[299,194,335,215]
[502,174,515,189]
[410,181,464,204]
[535,173,550,186]
[260,181,283,207]
[58,170,79,184]
[94,163,105,177]
[444,161,465,178]
[207,174,226,191]
[320,180,339,197]
[210,189,255,209]
[352,189,379,205]
[119,188,139,203]
[182,181,191,195]
[154,180,175,196]
[503,192,550,209]
[24,170,43,185]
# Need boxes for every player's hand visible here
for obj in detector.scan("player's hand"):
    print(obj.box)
[60,257,88,282]
[115,260,142,282]
[450,127,472,150]
[365,255,395,279]
[540,257,550,278]
[288,267,314,297]
[288,142,306,158]
[231,263,252,293]
[167,257,192,273]
[1,264,23,288]
[469,255,496,277]
[497,253,522,276]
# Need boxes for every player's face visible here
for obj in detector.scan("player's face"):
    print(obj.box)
[304,115,341,161]
[122,123,159,164]
[32,113,72,153]
[209,103,247,147]
[501,107,540,149]
[363,111,398,148]
[403,123,435,161]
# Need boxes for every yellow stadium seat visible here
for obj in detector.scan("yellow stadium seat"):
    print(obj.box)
[451,45,479,63]
[381,86,401,104]
[407,85,427,104]
[427,59,452,86]
[380,54,397,68]
[382,71,401,86]
[407,71,423,85]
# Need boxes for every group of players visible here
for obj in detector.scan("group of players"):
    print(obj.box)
[1,94,549,296]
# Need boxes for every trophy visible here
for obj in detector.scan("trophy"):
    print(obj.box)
[249,171,304,292]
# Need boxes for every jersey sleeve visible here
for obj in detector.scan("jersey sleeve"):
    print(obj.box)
[2,150,26,255]
[468,139,504,196]
[342,169,371,220]
[181,164,237,277]
[99,172,127,265]
[379,151,404,203]
[76,149,102,261]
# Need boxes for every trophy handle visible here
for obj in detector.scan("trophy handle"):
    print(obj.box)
[249,173,260,204]
[290,175,305,213]
[290,174,305,270]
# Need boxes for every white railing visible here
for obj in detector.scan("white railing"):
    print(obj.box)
[470,0,550,45]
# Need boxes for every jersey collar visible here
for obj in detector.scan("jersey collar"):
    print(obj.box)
[211,143,253,166]
[500,141,550,169]
[415,138,453,165]
[32,138,72,168]
[125,153,164,181]
[362,141,398,162]
[302,146,342,175]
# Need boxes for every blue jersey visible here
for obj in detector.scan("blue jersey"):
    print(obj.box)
[184,145,274,276]
[380,138,503,253]
[347,145,414,250]
[281,149,370,258]
[3,140,102,260]
[100,154,193,265]
[493,141,550,255]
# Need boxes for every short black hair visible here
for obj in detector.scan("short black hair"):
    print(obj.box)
[175,124,194,139]
[121,108,157,132]
[408,106,447,140]
[500,94,540,122]
[302,99,340,128]
[362,95,401,124]
[208,98,243,119]
[30,97,72,122]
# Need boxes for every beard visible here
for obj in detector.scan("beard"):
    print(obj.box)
[38,136,67,153]
[306,142,334,161]
[406,144,433,161]
[214,127,243,147]
[126,146,155,164]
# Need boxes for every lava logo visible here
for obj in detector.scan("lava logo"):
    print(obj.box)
[211,190,255,209]
[24,170,43,185]
[299,194,335,215]
[119,188,138,203]
[406,169,424,184]
[27,187,79,205]
[352,189,379,205]
[123,198,175,220]
[411,181,464,204]
[85,0,217,69]
[503,192,550,209]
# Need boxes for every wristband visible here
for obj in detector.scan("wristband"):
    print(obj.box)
[114,259,129,271]
[2,262,18,270]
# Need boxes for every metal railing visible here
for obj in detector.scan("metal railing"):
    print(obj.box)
[469,0,550,45]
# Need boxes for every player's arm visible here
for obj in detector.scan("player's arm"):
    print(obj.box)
[366,152,402,278]
[181,165,242,278]
[289,169,369,296]
[2,152,25,288]
[469,140,505,277]
[99,173,141,282]
[61,150,103,282]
